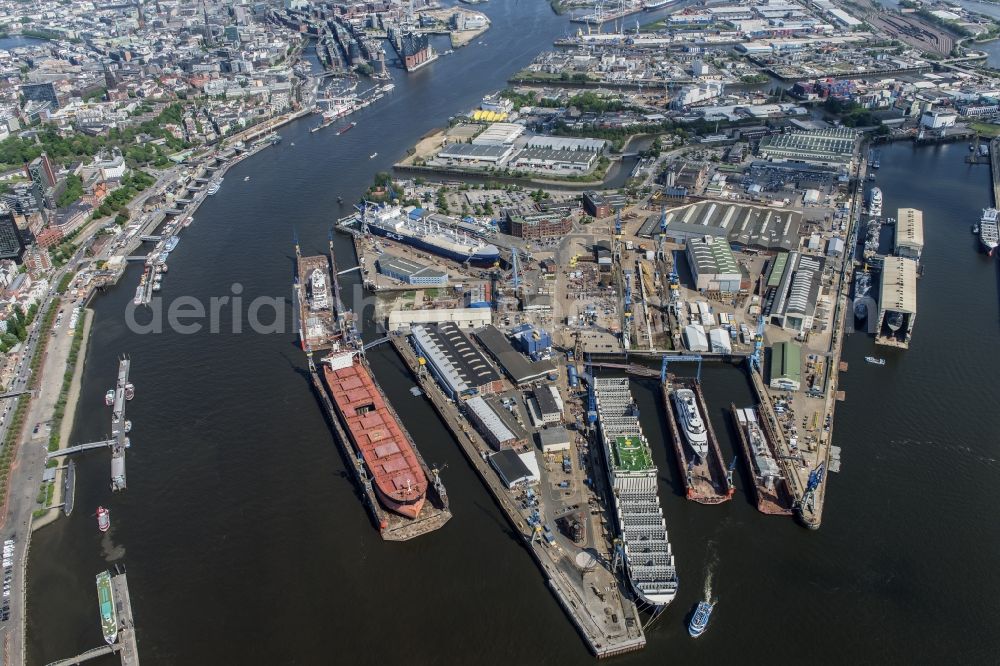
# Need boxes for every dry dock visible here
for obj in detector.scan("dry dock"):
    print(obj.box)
[389,333,646,658]
[730,404,794,516]
[307,357,452,541]
[662,376,733,504]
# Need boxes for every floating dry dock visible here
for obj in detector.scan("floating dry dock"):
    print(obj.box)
[662,376,733,504]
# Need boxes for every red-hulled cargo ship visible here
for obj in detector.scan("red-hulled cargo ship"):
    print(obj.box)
[323,350,427,519]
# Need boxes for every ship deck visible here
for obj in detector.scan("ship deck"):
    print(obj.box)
[311,356,450,541]
[295,254,338,352]
[663,377,732,505]
[729,404,794,516]
[323,357,428,506]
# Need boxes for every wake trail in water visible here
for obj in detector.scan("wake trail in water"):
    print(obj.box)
[704,539,719,602]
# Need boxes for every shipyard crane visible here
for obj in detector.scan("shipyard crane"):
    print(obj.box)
[801,462,826,514]
[749,315,766,372]
[585,355,598,426]
[660,354,703,382]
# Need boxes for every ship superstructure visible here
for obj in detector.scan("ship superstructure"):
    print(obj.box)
[672,388,708,460]
[980,208,998,256]
[358,204,500,266]
[593,377,678,607]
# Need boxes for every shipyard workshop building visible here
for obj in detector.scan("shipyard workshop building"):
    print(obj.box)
[462,395,529,450]
[686,235,746,293]
[537,425,572,453]
[489,449,541,488]
[894,207,924,261]
[473,325,556,385]
[763,251,825,334]
[376,253,449,286]
[756,128,859,169]
[876,256,917,349]
[527,385,563,427]
[638,200,801,253]
[410,322,506,399]
[768,341,802,391]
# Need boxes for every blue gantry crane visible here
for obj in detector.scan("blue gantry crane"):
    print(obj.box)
[660,354,703,382]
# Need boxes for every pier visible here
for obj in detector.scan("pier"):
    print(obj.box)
[45,570,139,666]
[990,137,1000,206]
[47,359,134,492]
[389,333,646,658]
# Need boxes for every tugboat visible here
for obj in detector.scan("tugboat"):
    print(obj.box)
[96,506,110,533]
[104,390,115,406]
[688,600,715,637]
[124,383,135,401]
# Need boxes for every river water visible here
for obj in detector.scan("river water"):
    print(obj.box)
[24,2,1000,664]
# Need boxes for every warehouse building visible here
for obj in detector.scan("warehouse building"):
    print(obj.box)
[537,426,572,453]
[876,256,917,349]
[509,147,599,173]
[768,341,802,391]
[709,328,732,354]
[524,136,606,152]
[436,142,514,166]
[528,385,563,426]
[757,128,859,169]
[376,253,449,286]
[686,235,745,293]
[473,325,556,385]
[895,207,924,261]
[683,324,709,352]
[463,395,529,450]
[765,251,825,333]
[639,200,802,252]
[388,308,492,332]
[472,122,525,146]
[410,322,505,399]
[490,449,539,488]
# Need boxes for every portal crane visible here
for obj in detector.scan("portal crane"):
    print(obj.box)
[660,354,703,382]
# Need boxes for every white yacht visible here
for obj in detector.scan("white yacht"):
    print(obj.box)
[673,388,708,460]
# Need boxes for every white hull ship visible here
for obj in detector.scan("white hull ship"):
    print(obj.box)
[980,208,998,256]
[593,377,678,607]
[672,388,708,460]
[868,187,882,217]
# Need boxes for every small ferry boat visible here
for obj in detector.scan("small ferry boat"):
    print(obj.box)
[104,390,115,406]
[688,600,714,637]
[865,356,886,366]
[96,506,110,533]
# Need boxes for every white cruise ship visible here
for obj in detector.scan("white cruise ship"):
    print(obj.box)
[672,389,708,460]
[980,208,998,256]
[593,377,678,607]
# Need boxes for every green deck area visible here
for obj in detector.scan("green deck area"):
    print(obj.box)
[96,571,117,639]
[612,435,653,472]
